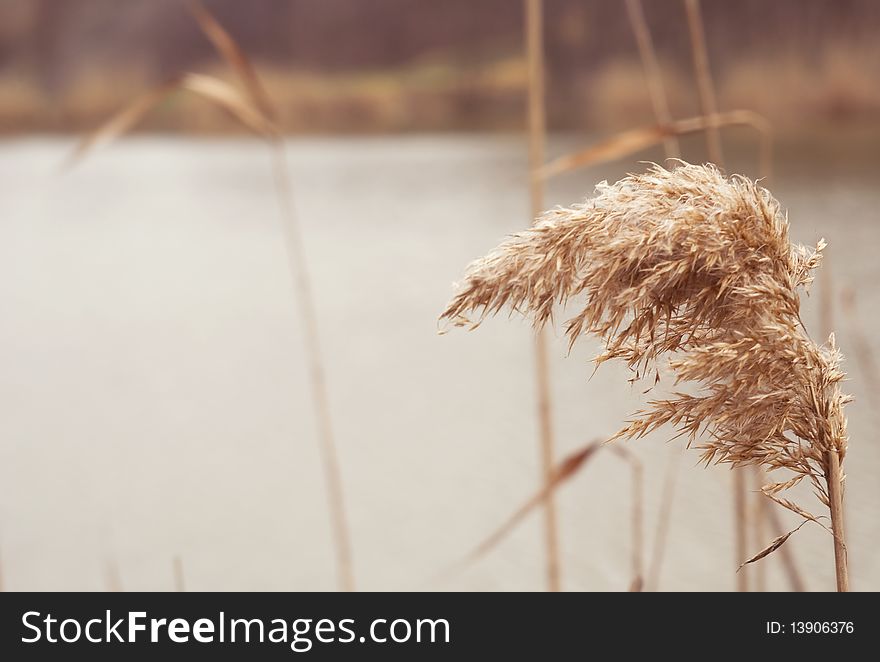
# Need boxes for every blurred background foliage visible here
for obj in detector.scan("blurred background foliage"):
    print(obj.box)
[1,0,878,135]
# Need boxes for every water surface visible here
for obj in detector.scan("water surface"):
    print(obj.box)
[0,134,877,591]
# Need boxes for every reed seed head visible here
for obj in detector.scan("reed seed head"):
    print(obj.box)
[442,163,849,508]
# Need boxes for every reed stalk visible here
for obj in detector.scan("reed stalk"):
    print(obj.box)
[624,0,680,159]
[105,559,123,592]
[189,0,355,591]
[631,460,644,591]
[826,449,849,591]
[525,0,561,593]
[610,447,644,591]
[189,1,355,592]
[733,469,749,591]
[684,0,723,164]
[67,2,357,592]
[840,287,880,413]
[751,468,767,591]
[173,556,186,592]
[645,448,680,591]
[271,145,355,592]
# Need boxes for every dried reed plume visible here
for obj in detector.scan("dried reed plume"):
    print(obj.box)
[441,163,851,590]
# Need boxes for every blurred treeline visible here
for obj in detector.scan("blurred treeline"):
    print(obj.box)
[1,0,878,134]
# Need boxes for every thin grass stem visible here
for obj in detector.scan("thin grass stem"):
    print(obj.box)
[525,0,561,593]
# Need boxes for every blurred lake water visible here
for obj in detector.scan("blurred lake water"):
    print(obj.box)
[0,134,878,591]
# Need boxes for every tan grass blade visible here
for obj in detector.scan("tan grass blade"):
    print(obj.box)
[181,73,274,135]
[464,441,602,565]
[761,490,824,526]
[737,520,808,571]
[525,0,561,593]
[187,0,275,121]
[763,500,807,591]
[540,125,665,178]
[62,78,182,169]
[64,74,273,170]
[752,467,806,593]
[539,110,771,180]
[624,0,679,159]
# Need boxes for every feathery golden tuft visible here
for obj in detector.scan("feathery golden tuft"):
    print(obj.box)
[442,162,849,516]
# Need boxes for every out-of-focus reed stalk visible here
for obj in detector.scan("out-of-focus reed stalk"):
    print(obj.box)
[840,286,880,413]
[67,2,357,592]
[173,556,186,592]
[611,447,645,591]
[751,468,767,591]
[684,0,723,165]
[624,0,680,159]
[188,1,355,592]
[105,559,123,592]
[732,470,749,591]
[645,447,681,591]
[269,145,355,592]
[525,0,561,593]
